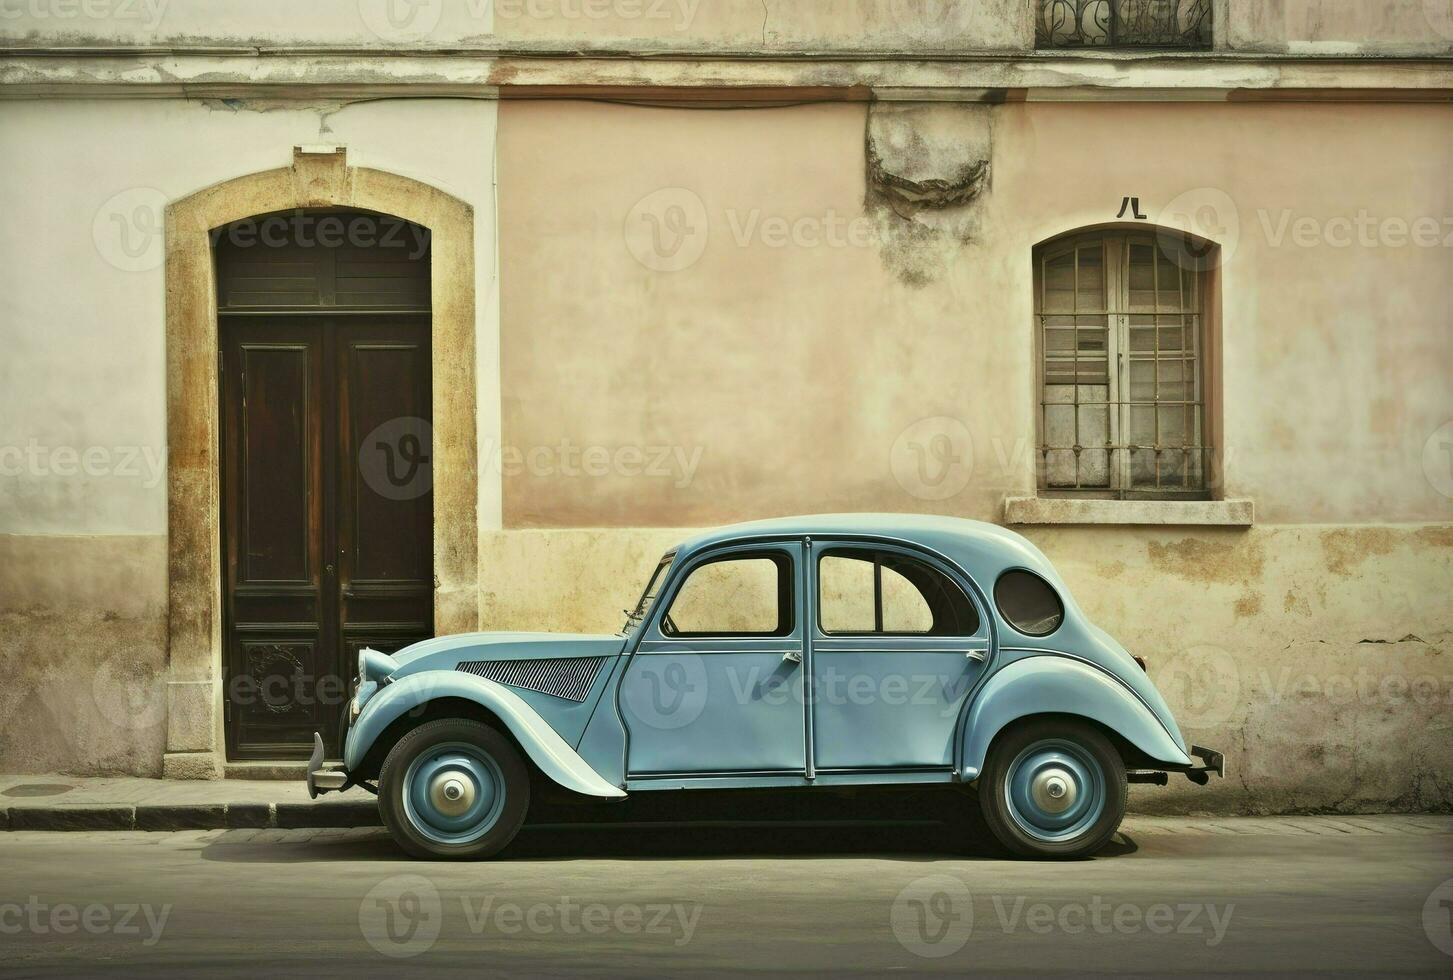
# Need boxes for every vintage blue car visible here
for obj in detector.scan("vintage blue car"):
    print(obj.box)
[308,514,1222,859]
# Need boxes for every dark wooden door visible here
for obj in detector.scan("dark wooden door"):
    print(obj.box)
[217,210,433,760]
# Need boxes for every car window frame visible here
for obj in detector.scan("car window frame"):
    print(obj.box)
[814,544,984,639]
[992,567,1066,638]
[656,547,797,639]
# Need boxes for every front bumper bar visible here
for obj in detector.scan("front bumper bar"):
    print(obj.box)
[305,732,349,799]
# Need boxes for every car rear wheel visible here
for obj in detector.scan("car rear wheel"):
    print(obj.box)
[378,718,530,860]
[978,718,1126,859]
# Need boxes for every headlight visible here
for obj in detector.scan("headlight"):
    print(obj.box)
[352,647,397,720]
[358,648,399,686]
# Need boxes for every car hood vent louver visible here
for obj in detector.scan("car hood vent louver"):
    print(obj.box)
[456,656,607,702]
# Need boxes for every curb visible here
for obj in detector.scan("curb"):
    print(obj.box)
[8,806,136,832]
[1,801,381,832]
[275,802,382,829]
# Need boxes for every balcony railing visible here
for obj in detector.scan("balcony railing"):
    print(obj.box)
[1035,0,1213,49]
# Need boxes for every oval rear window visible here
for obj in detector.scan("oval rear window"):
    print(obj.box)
[994,570,1064,637]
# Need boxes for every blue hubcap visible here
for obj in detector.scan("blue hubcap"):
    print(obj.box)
[402,742,506,845]
[1004,738,1105,843]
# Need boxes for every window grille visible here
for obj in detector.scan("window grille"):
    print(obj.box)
[1035,231,1210,497]
[1035,0,1213,49]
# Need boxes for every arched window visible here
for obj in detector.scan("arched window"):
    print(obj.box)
[1034,229,1211,497]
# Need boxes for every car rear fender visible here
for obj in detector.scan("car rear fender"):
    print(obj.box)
[960,654,1192,778]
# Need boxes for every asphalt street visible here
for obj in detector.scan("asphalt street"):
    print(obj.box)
[1,815,1450,977]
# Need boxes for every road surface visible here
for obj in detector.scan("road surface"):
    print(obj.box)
[1,815,1450,977]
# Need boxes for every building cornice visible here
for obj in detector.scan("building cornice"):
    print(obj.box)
[2,48,1451,101]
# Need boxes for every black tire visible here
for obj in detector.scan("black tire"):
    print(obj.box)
[978,717,1127,859]
[378,718,531,860]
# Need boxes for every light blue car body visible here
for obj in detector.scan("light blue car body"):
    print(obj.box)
[342,514,1193,797]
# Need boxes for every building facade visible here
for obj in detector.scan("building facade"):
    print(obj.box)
[1,1,1450,812]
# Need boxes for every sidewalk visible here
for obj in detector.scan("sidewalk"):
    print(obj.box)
[0,774,379,832]
[4,774,1452,836]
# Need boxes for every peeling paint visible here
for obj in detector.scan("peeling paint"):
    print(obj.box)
[1320,527,1397,577]
[863,101,991,286]
[1146,535,1265,585]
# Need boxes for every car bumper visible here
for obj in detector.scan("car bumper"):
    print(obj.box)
[1186,743,1225,784]
[304,732,350,799]
[1127,744,1225,787]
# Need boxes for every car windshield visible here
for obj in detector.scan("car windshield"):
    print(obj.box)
[622,553,674,634]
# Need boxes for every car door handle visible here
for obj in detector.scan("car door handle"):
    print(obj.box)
[782,650,802,665]
[965,650,987,662]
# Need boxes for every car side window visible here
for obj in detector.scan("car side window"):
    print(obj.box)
[818,549,979,636]
[661,552,794,637]
[994,569,1064,637]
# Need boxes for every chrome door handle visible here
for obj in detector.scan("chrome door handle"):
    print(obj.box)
[965,650,987,662]
[782,650,802,665]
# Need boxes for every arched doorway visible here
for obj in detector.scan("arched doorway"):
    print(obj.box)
[162,149,479,777]
[215,208,434,759]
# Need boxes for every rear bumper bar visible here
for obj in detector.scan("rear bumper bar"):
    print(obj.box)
[1184,743,1225,785]
[1128,744,1225,787]
[305,732,350,799]
[1191,744,1225,776]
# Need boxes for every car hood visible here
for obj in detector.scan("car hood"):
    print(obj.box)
[387,631,626,680]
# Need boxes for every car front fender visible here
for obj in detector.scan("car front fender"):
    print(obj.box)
[960,654,1192,779]
[346,671,627,798]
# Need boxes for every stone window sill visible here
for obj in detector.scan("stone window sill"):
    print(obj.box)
[1002,496,1254,526]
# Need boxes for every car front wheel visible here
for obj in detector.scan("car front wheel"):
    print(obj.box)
[978,717,1127,859]
[378,718,530,860]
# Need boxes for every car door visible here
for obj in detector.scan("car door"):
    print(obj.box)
[620,542,807,777]
[809,542,990,771]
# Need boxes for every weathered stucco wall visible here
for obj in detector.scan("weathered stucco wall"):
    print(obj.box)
[498,100,1453,527]
[492,97,1452,812]
[5,0,1450,55]
[0,96,501,774]
[1,35,1449,813]
[1225,0,1453,55]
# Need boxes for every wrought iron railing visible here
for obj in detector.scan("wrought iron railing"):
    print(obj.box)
[1035,0,1213,49]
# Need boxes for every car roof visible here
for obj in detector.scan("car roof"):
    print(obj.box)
[671,513,1060,586]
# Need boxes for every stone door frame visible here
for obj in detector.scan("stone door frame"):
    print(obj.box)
[162,148,478,778]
